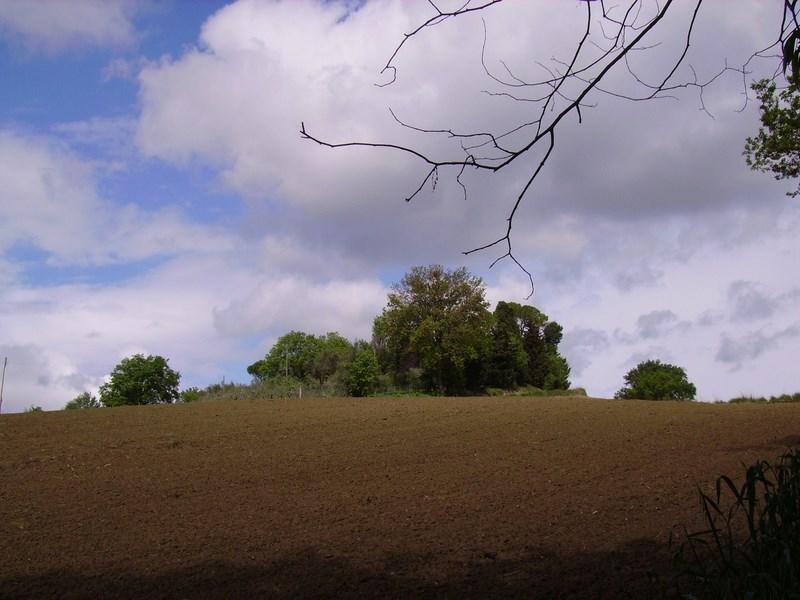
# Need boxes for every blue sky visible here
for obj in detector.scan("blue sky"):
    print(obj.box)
[0,1,798,412]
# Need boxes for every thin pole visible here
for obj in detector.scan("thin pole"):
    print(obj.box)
[0,357,7,414]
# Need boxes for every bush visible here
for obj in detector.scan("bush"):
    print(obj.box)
[485,386,587,397]
[729,392,800,404]
[615,359,696,401]
[179,387,202,403]
[672,448,800,597]
[24,405,43,413]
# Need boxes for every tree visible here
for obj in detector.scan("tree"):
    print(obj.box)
[247,331,321,382]
[65,391,100,410]
[99,354,181,407]
[248,331,355,386]
[543,354,571,391]
[374,265,492,394]
[311,332,354,385]
[487,301,529,389]
[615,359,696,401]
[744,78,800,196]
[347,349,380,397]
[302,2,800,292]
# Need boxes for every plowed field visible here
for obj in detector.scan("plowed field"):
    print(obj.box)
[2,396,799,598]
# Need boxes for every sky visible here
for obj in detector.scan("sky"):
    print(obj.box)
[0,0,798,412]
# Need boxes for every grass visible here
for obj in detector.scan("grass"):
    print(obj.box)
[672,447,800,598]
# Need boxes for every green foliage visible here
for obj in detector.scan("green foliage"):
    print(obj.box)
[311,332,353,385]
[615,359,696,401]
[180,387,202,403]
[347,350,380,397]
[64,391,100,410]
[744,78,800,196]
[24,405,43,413]
[374,265,492,395]
[244,267,573,398]
[99,354,180,407]
[729,392,800,404]
[248,331,354,386]
[486,386,587,397]
[543,353,571,391]
[672,448,800,598]
[247,331,320,381]
[487,301,570,391]
[488,301,529,389]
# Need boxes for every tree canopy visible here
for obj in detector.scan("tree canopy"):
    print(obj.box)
[244,266,572,397]
[615,360,696,401]
[99,354,181,407]
[745,78,800,196]
[65,391,100,410]
[373,265,492,395]
[247,331,356,386]
[373,265,570,395]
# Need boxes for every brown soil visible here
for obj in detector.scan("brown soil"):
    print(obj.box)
[1,396,799,599]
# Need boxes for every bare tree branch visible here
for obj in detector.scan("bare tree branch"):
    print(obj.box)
[301,0,797,297]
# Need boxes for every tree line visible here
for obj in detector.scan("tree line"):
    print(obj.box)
[247,265,571,397]
[63,265,714,410]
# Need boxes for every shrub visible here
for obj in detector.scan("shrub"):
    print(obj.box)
[179,387,202,403]
[729,392,800,404]
[672,448,800,597]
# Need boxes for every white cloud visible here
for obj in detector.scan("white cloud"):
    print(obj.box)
[213,275,387,339]
[4,0,800,409]
[0,0,138,53]
[0,344,98,413]
[0,130,234,265]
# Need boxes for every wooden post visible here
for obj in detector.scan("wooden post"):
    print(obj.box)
[0,357,7,414]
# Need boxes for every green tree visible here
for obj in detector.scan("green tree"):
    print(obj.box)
[543,354,571,391]
[65,391,100,410]
[488,301,529,388]
[374,265,492,395]
[247,331,321,382]
[311,332,353,385]
[744,78,800,196]
[99,354,180,407]
[347,349,380,397]
[615,359,696,401]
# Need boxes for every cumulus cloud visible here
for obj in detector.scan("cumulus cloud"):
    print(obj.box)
[0,0,138,53]
[0,344,99,413]
[716,326,800,370]
[560,328,610,377]
[728,280,800,322]
[728,281,778,321]
[637,310,690,340]
[213,276,387,339]
[131,0,792,287]
[0,130,233,265]
[3,1,800,409]
[613,309,690,344]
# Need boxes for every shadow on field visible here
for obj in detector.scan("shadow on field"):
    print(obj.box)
[1,538,672,599]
